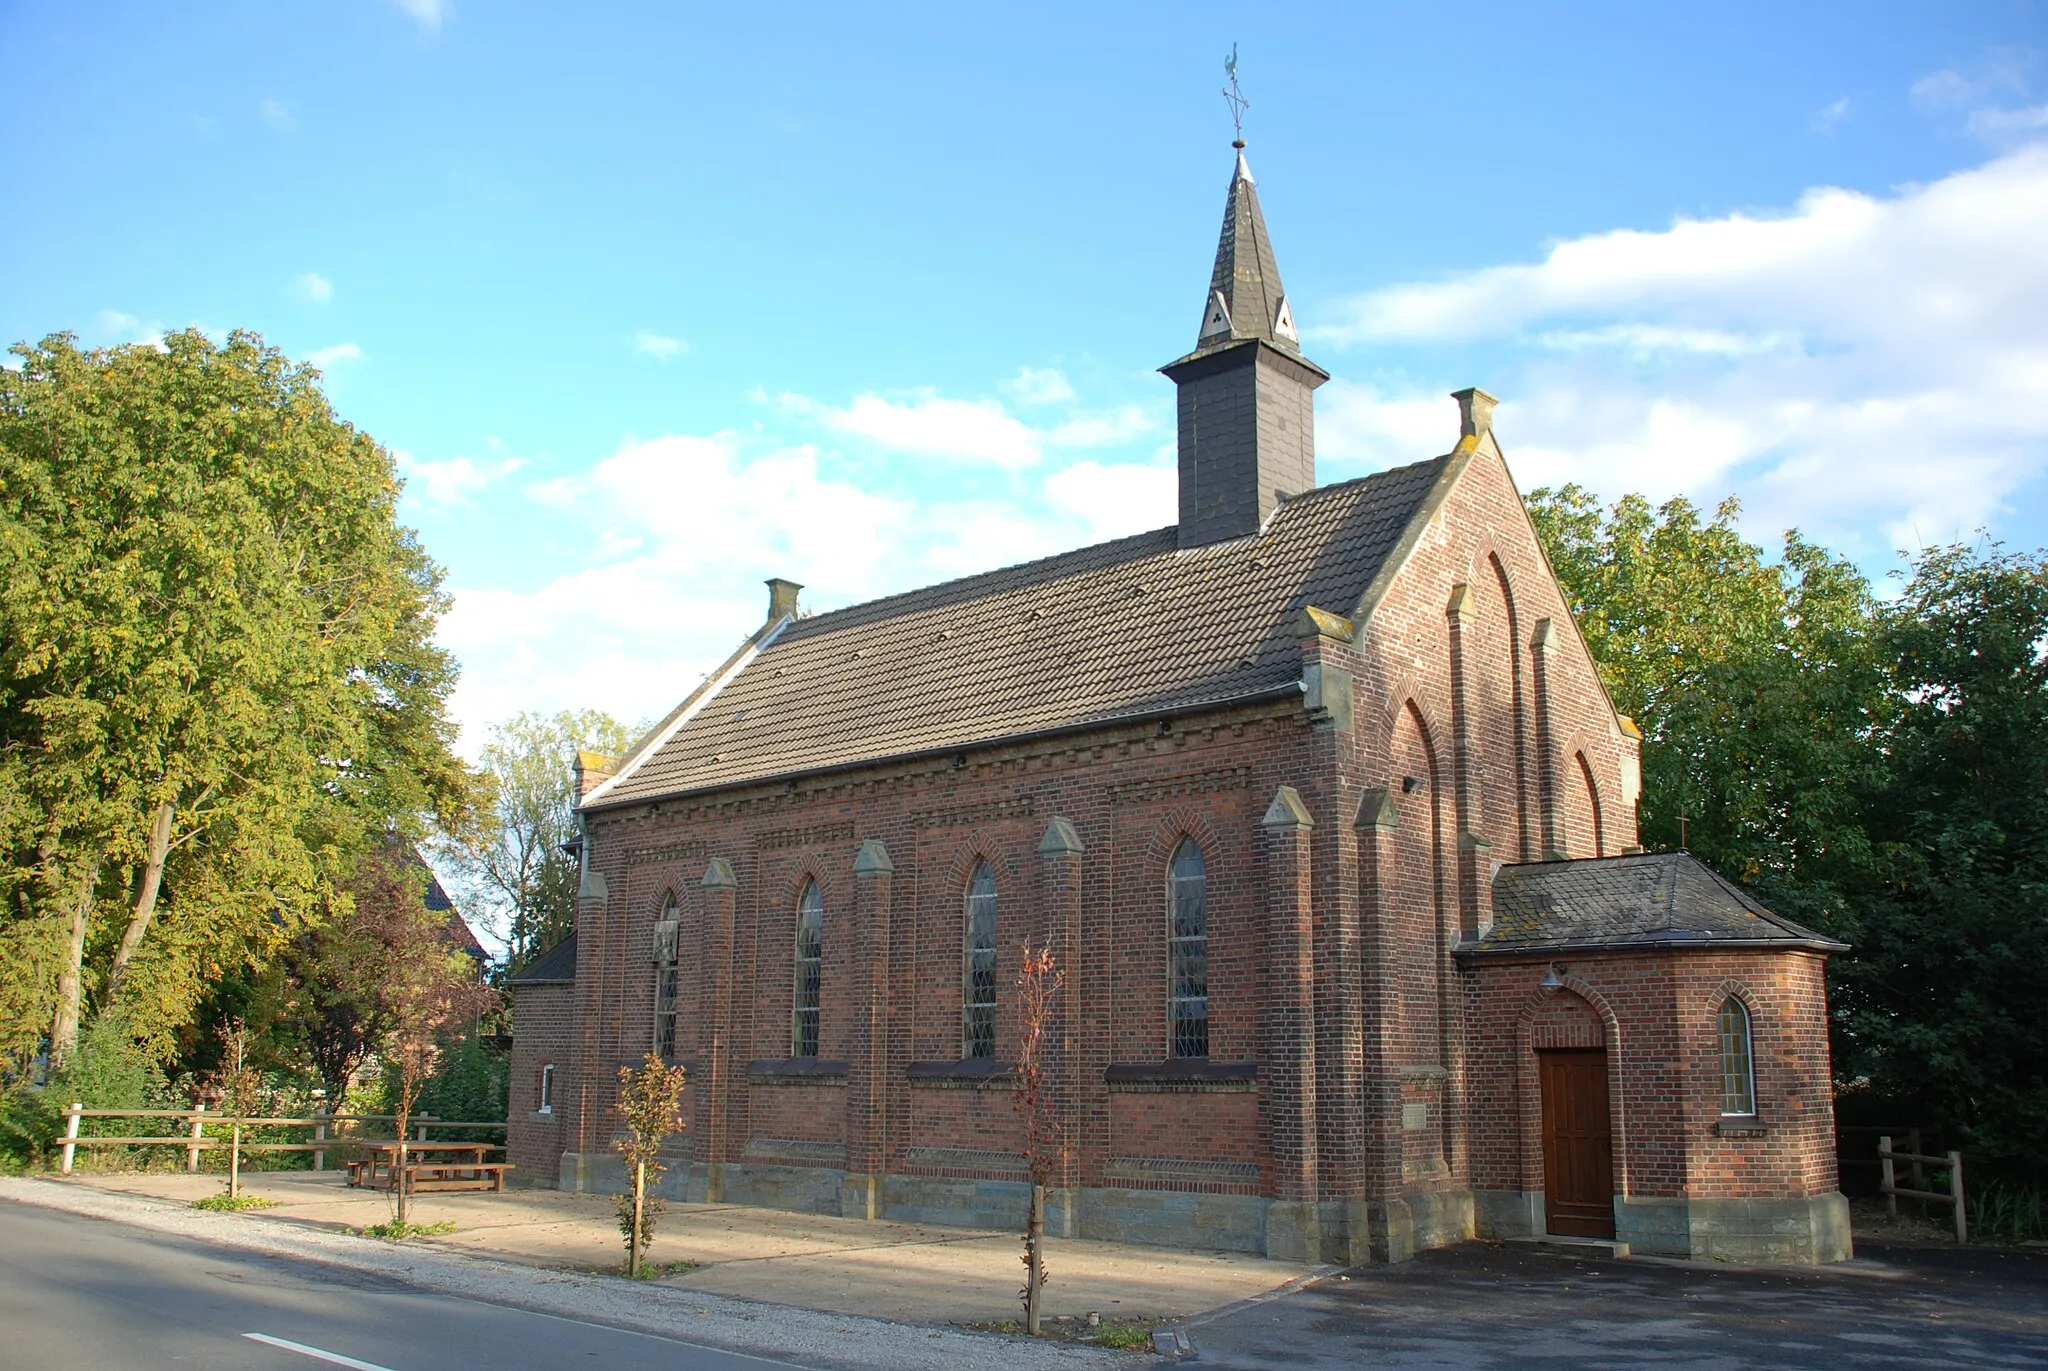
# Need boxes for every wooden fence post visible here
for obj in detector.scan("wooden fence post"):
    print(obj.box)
[1950,1150,1967,1244]
[229,1118,242,1198]
[1879,1135,1896,1218]
[60,1103,81,1175]
[313,1109,328,1173]
[186,1106,205,1173]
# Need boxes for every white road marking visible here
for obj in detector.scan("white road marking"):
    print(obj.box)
[242,1333,399,1371]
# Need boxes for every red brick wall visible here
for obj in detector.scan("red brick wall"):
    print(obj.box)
[508,980,575,1185]
[1465,951,1839,1203]
[514,440,1838,1234]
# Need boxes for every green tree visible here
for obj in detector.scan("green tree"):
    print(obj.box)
[0,330,477,1068]
[453,710,635,971]
[1836,543,2048,1169]
[1526,485,1884,922]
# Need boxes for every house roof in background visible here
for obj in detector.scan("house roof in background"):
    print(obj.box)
[509,933,577,985]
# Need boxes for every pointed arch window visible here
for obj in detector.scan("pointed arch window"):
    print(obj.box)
[1168,838,1209,1059]
[653,893,681,1061]
[792,880,823,1058]
[963,862,999,1059]
[1718,997,1756,1116]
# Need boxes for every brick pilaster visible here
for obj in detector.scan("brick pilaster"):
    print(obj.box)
[1531,618,1567,860]
[1260,786,1318,1205]
[845,838,893,1218]
[698,857,738,1201]
[1037,817,1085,1232]
[1354,788,1404,1199]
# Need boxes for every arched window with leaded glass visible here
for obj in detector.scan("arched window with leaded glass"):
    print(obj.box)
[791,880,823,1058]
[963,862,998,1059]
[1718,996,1756,1116]
[653,892,681,1061]
[1168,838,1208,1059]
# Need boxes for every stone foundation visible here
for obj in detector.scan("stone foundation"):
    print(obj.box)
[1616,1193,1851,1265]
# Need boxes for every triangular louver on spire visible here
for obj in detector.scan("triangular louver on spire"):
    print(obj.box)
[1195,148,1301,355]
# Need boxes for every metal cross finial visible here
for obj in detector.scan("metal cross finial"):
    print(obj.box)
[1222,43,1249,147]
[1677,813,1691,851]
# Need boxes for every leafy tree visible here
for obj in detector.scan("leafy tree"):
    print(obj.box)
[614,1054,688,1276]
[453,710,635,971]
[0,330,477,1068]
[1526,486,1884,922]
[1835,543,2048,1170]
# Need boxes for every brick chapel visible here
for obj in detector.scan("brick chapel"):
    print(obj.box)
[508,146,1851,1266]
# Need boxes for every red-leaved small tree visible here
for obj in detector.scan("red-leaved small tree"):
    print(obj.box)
[1013,944,1064,1335]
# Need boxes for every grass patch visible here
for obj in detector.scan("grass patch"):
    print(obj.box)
[355,1219,457,1240]
[191,1194,277,1212]
[1095,1324,1153,1350]
[625,1259,697,1279]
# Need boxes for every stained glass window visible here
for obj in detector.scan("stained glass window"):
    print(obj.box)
[1718,997,1755,1116]
[963,862,998,1059]
[792,880,823,1058]
[1168,839,1209,1059]
[654,893,681,1061]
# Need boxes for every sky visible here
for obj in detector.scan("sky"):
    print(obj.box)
[6,0,2048,756]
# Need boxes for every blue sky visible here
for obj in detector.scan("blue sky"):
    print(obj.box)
[6,1,2048,751]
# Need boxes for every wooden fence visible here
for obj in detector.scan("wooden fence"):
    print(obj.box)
[57,1105,506,1182]
[1879,1133,1967,1243]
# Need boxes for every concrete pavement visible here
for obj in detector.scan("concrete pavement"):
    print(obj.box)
[44,1167,1308,1325]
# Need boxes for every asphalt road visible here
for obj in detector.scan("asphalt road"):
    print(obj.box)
[1188,1240,2048,1370]
[0,1204,810,1371]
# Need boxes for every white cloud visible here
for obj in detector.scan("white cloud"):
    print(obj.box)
[440,410,1180,751]
[261,99,295,133]
[1811,96,1852,134]
[779,390,1045,468]
[635,330,686,360]
[1912,50,2044,146]
[1310,142,2048,558]
[396,450,528,509]
[293,271,333,304]
[306,342,361,368]
[392,0,445,32]
[1003,365,1077,406]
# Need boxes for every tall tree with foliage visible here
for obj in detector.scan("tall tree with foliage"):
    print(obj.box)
[0,330,477,1068]
[454,709,635,970]
[1525,485,1884,924]
[1837,543,2048,1168]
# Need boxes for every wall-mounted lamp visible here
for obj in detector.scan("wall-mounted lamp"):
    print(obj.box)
[1402,775,1425,794]
[1539,962,1567,994]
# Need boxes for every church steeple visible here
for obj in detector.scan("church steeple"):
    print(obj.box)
[1197,149,1302,352]
[1163,146,1329,549]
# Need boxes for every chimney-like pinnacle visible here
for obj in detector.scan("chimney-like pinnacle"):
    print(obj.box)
[1452,387,1498,443]
[766,578,803,624]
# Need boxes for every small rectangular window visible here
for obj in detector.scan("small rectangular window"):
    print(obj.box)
[539,1063,555,1114]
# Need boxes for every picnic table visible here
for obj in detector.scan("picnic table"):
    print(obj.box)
[343,1141,513,1193]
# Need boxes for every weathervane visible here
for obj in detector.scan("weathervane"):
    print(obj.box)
[1222,43,1249,147]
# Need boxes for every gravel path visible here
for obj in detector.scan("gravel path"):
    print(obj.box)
[0,1177,1117,1370]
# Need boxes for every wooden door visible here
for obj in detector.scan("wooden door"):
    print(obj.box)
[1540,1048,1615,1238]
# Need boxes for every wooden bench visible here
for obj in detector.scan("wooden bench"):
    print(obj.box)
[344,1142,503,1192]
[403,1161,513,1193]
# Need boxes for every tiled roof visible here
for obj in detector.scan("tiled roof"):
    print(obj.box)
[593,457,1450,807]
[509,932,577,985]
[1472,852,1847,955]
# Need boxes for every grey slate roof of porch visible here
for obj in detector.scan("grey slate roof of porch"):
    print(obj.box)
[508,933,577,985]
[589,455,1450,808]
[1472,852,1848,955]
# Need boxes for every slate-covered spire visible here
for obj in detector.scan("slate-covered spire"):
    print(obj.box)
[1163,144,1328,549]
[1196,147,1301,353]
